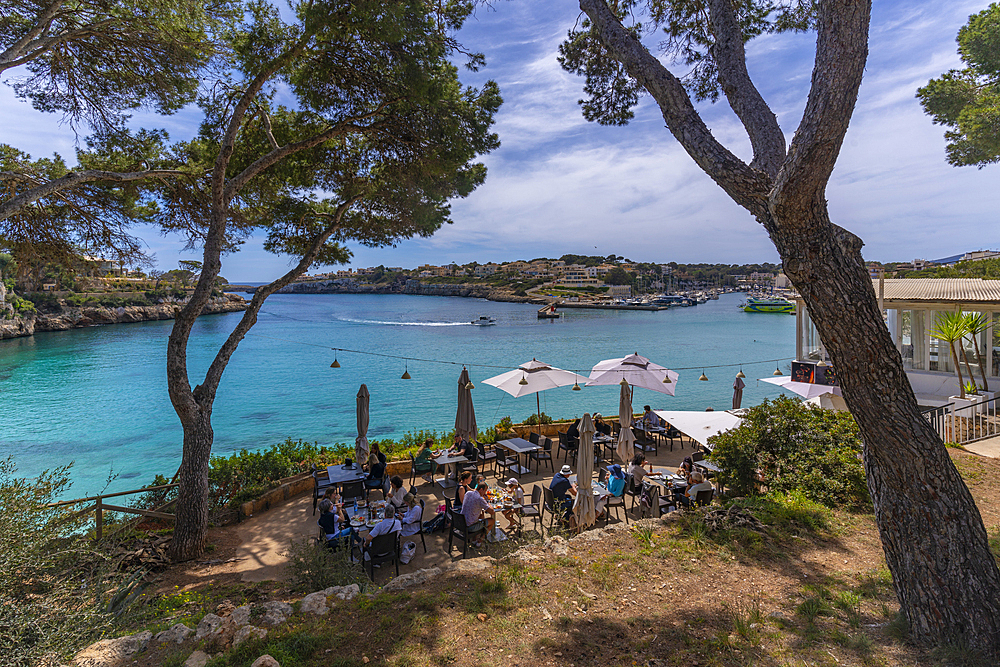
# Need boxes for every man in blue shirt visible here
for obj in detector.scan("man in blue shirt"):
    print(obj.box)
[550,465,578,528]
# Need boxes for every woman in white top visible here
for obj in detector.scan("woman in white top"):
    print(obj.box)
[400,493,423,537]
[501,478,524,529]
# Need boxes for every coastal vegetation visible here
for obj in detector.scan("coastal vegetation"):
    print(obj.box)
[561,0,1000,652]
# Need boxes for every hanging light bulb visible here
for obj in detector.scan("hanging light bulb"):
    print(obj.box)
[619,377,629,386]
[330,357,341,368]
[572,381,582,391]
[401,363,411,380]
[773,366,783,376]
[816,359,828,368]
[466,380,475,390]
[662,373,672,384]
[736,367,745,379]
[699,370,709,381]
[518,374,528,386]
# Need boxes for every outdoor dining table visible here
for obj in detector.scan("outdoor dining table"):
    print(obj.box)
[325,463,371,486]
[495,438,539,477]
[696,460,722,473]
[594,433,616,459]
[433,452,470,488]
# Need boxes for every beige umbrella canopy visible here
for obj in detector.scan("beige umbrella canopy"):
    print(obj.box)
[355,384,370,465]
[616,383,636,463]
[574,413,597,529]
[455,368,478,441]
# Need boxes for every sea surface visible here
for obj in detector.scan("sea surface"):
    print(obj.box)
[0,292,795,498]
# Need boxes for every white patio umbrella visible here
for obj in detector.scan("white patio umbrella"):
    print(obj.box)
[616,382,636,462]
[760,376,843,400]
[574,413,597,529]
[654,409,743,448]
[455,368,478,441]
[355,384,370,465]
[806,393,849,411]
[586,352,680,395]
[482,359,589,429]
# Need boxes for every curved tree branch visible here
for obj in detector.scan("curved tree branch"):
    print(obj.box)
[578,0,771,215]
[705,0,785,177]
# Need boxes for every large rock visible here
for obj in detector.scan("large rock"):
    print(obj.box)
[300,591,330,616]
[195,613,224,640]
[440,556,494,574]
[234,626,268,647]
[184,650,210,667]
[74,630,152,667]
[251,656,281,667]
[154,623,194,644]
[260,601,293,627]
[321,583,360,601]
[571,528,607,542]
[231,605,252,626]
[543,535,569,556]
[382,567,442,591]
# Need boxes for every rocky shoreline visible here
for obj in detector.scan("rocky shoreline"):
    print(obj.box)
[0,293,247,340]
[231,279,542,304]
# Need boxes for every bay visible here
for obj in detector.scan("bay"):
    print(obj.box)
[0,292,795,497]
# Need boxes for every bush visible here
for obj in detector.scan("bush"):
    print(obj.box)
[524,412,553,425]
[283,538,369,594]
[708,396,869,508]
[0,458,145,666]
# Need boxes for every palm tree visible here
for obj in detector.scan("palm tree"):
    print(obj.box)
[929,312,972,399]
[963,313,991,392]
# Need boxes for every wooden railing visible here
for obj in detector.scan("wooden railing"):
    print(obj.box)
[46,483,179,541]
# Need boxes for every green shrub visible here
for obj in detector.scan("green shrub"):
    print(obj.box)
[524,412,553,425]
[708,395,869,508]
[283,538,369,593]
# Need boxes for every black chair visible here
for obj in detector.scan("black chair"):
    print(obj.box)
[624,474,642,515]
[408,452,417,489]
[632,427,658,456]
[519,485,542,533]
[528,432,540,446]
[311,468,335,515]
[448,510,486,559]
[477,442,498,478]
[362,530,400,579]
[665,425,684,451]
[603,482,627,526]
[403,499,427,553]
[558,432,578,462]
[530,436,554,474]
[638,482,667,519]
[694,488,715,507]
[341,480,365,505]
[541,485,560,532]
[597,468,608,485]
[691,450,705,462]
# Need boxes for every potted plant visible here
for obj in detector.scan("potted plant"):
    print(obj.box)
[930,311,972,404]
[963,313,995,404]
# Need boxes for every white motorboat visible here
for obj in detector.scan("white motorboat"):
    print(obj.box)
[472,315,496,326]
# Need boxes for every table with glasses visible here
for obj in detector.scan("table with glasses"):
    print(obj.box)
[433,452,470,488]
[594,433,616,460]
[495,438,539,477]
[325,463,371,486]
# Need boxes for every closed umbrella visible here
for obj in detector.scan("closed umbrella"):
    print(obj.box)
[732,375,745,409]
[586,352,679,395]
[455,368,478,441]
[574,413,597,529]
[483,359,589,429]
[616,383,636,463]
[355,384,370,465]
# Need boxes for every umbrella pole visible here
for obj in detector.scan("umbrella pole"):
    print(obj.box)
[536,393,541,436]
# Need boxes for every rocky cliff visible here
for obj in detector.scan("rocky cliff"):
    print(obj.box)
[0,293,247,340]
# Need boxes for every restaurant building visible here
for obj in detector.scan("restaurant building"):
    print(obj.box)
[795,279,1000,406]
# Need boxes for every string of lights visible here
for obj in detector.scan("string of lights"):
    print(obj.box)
[246,332,793,378]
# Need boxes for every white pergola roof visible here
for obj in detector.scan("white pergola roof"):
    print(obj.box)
[654,410,743,447]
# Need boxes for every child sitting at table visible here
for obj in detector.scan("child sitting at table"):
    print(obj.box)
[501,478,524,530]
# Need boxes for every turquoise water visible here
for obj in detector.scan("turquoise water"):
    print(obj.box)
[0,292,795,497]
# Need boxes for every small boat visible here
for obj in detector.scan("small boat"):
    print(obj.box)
[742,297,795,314]
[538,304,560,319]
[471,315,496,325]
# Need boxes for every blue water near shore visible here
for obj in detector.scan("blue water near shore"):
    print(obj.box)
[0,292,795,497]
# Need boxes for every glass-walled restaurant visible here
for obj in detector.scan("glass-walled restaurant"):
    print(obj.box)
[795,279,1000,406]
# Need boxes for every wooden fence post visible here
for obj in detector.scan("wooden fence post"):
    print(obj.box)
[95,496,103,541]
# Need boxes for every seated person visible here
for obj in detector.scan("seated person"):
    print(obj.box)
[679,472,713,507]
[413,439,438,483]
[448,433,477,461]
[593,413,612,436]
[641,405,662,429]
[371,442,387,465]
[565,419,581,444]
[400,493,423,537]
[362,511,402,561]
[501,478,525,529]
[386,475,407,510]
[317,497,360,549]
[627,452,651,484]
[365,452,386,489]
[461,482,497,546]
[550,465,578,527]
[455,471,474,509]
[677,456,694,478]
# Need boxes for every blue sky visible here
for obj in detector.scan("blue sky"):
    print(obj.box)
[2,0,996,282]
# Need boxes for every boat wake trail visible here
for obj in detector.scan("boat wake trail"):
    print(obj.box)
[337,317,471,327]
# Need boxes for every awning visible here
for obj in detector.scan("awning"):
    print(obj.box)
[653,410,743,447]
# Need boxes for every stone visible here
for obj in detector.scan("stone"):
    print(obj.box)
[339,583,360,600]
[260,601,293,627]
[544,535,569,556]
[251,655,281,667]
[300,591,330,616]
[603,523,630,533]
[231,605,252,626]
[195,613,224,640]
[382,567,442,591]
[74,631,152,667]
[511,547,539,563]
[571,529,606,542]
[154,623,194,644]
[234,626,268,647]
[440,556,494,574]
[216,600,236,616]
[184,650,211,667]
[632,518,661,530]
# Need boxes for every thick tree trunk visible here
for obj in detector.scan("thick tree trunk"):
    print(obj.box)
[768,205,1000,651]
[170,410,213,561]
